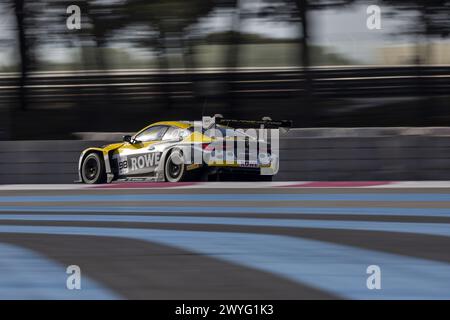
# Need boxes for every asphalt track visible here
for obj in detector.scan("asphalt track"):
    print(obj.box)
[1,183,450,299]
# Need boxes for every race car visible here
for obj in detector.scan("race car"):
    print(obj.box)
[77,115,292,184]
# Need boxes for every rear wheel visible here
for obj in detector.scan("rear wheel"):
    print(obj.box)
[165,150,188,182]
[81,153,106,184]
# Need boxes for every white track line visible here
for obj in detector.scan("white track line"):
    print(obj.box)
[2,181,450,191]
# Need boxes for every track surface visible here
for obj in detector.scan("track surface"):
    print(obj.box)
[1,182,450,299]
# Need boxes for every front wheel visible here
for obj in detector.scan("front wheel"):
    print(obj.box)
[81,153,107,184]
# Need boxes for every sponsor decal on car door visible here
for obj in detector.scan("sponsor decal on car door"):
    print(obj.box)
[114,142,162,176]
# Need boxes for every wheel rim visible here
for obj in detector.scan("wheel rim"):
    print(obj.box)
[84,157,99,181]
[168,158,181,179]
[166,151,185,182]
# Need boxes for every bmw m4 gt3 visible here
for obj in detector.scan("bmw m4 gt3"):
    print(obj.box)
[77,116,291,184]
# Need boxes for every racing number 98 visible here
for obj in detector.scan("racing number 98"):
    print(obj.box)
[118,160,128,170]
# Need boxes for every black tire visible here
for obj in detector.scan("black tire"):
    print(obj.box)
[164,150,189,182]
[81,153,107,184]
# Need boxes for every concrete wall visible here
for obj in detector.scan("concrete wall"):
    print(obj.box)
[0,141,105,184]
[1,128,450,183]
[277,136,450,181]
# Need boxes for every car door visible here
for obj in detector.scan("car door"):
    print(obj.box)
[114,125,168,177]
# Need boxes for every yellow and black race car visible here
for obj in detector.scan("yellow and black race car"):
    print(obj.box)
[77,116,291,184]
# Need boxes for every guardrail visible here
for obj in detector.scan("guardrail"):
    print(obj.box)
[2,128,450,184]
[1,66,450,103]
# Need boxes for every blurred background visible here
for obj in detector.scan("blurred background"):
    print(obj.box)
[0,0,449,140]
[2,1,450,302]
[2,1,450,301]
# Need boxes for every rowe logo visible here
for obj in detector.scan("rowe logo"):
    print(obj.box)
[129,152,161,171]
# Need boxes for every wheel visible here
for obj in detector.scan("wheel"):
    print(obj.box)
[81,153,106,184]
[164,150,188,182]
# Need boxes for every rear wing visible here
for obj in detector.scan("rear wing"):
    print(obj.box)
[203,115,293,130]
[217,118,293,129]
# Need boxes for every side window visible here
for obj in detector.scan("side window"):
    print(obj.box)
[162,126,185,141]
[135,126,167,142]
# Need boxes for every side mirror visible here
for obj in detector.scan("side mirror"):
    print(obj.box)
[123,135,133,143]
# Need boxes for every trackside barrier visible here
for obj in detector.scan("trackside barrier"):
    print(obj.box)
[2,128,450,183]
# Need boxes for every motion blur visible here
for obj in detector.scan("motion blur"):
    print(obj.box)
[0,0,449,140]
[1,0,450,302]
